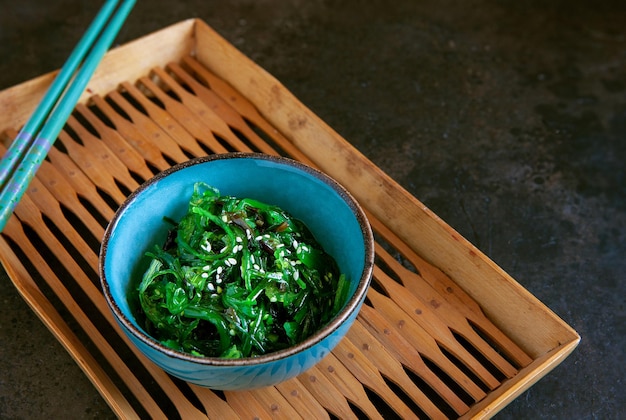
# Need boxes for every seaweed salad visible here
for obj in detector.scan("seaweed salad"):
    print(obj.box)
[136,183,348,358]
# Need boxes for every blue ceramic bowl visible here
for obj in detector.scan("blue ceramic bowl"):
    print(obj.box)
[99,153,374,390]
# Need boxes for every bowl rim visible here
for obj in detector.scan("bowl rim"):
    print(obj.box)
[99,152,374,366]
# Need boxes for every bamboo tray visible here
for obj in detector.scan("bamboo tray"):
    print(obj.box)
[0,19,579,419]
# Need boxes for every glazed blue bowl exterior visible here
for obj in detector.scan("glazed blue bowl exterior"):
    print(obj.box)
[99,153,374,390]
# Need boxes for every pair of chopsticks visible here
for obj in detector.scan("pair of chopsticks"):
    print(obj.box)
[0,0,136,232]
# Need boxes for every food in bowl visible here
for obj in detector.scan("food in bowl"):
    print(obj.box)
[100,153,374,389]
[137,182,348,358]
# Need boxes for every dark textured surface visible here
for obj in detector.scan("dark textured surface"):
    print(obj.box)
[0,0,624,418]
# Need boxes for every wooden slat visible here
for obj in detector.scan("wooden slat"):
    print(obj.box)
[107,86,207,157]
[365,286,494,398]
[371,216,535,369]
[91,94,184,170]
[0,219,140,419]
[73,102,155,182]
[358,304,470,416]
[180,55,315,165]
[297,365,360,419]
[274,377,331,420]
[134,76,231,154]
[332,337,424,419]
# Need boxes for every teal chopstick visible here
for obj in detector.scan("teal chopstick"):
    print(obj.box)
[0,0,136,232]
[0,0,119,190]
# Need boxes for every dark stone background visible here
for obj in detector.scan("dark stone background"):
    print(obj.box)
[0,0,624,418]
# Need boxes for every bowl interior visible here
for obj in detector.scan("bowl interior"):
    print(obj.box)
[102,154,370,358]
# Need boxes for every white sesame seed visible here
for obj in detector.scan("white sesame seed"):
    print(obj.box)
[236,236,243,243]
[216,277,222,284]
[217,266,223,274]
[228,258,237,265]
[224,260,231,267]
[220,246,228,253]
[253,264,260,270]
[255,236,263,241]
[201,272,209,278]
[294,270,300,280]
[208,283,215,291]
[222,215,228,223]
[203,265,211,271]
